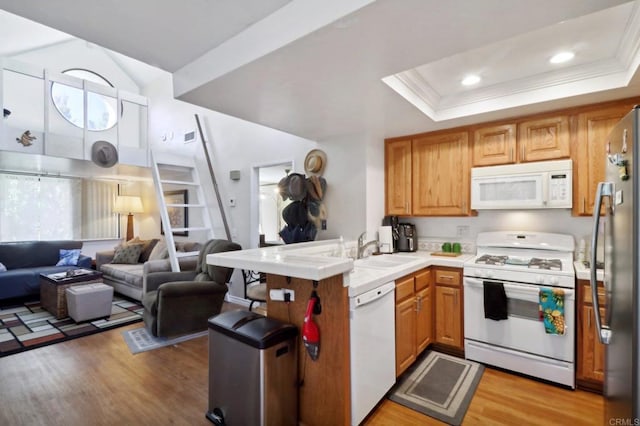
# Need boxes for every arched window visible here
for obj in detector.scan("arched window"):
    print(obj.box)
[51,69,118,131]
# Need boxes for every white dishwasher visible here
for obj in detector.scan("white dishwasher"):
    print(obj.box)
[349,281,396,425]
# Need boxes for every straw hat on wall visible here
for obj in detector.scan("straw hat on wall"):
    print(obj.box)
[304,149,327,176]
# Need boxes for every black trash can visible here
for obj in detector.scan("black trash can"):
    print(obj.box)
[206,310,298,426]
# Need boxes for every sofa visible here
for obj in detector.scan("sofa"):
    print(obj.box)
[95,239,202,301]
[0,240,92,301]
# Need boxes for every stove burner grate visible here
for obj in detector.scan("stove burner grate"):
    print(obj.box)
[528,258,562,271]
[475,254,508,265]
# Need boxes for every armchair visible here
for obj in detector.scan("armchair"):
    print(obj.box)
[142,239,241,337]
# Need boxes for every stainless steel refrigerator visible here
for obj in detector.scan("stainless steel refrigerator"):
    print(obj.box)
[591,105,639,423]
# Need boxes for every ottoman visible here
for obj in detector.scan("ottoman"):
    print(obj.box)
[66,283,114,322]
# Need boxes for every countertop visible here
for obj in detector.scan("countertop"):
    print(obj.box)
[206,239,474,297]
[574,261,604,282]
[207,239,605,297]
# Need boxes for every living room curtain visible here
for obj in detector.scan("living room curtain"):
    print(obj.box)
[81,179,118,239]
[0,173,81,241]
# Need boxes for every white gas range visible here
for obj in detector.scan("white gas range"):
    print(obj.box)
[463,231,576,388]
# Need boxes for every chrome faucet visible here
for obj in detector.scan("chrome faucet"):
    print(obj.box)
[357,231,379,259]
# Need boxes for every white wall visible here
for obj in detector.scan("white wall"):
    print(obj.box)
[317,134,367,241]
[144,74,317,296]
[13,39,139,93]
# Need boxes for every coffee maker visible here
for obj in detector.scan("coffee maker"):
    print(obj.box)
[381,216,399,253]
[396,223,417,252]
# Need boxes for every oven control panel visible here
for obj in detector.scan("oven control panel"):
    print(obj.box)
[465,267,574,289]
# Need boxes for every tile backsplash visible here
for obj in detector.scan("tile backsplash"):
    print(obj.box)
[417,237,475,254]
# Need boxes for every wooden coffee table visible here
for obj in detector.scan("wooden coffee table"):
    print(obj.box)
[40,269,104,319]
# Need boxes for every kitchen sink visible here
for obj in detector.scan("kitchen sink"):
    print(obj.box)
[354,254,423,269]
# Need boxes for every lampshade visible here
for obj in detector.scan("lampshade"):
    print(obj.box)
[114,196,144,214]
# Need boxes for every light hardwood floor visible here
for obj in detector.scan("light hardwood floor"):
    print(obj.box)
[0,304,603,426]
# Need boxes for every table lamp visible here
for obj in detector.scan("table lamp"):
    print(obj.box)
[114,195,144,241]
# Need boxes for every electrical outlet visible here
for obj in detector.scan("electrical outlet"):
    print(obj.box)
[229,198,236,207]
[269,288,295,302]
[456,225,469,237]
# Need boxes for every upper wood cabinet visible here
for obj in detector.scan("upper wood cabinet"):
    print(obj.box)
[385,138,412,215]
[472,116,570,166]
[574,105,633,216]
[518,116,570,162]
[386,97,640,218]
[412,131,471,216]
[472,124,516,166]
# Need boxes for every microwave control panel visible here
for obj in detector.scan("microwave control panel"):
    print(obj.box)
[549,173,571,206]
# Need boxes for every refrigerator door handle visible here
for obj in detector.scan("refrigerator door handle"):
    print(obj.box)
[590,181,613,345]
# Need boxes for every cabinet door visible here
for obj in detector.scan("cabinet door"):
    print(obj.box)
[435,285,462,348]
[472,124,516,166]
[412,131,470,216]
[385,139,412,215]
[395,296,417,377]
[580,305,606,382]
[518,116,570,162]
[575,105,631,215]
[416,285,432,354]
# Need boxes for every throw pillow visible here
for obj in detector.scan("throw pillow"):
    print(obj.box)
[147,241,168,261]
[139,238,160,262]
[112,244,143,264]
[0,262,6,272]
[56,249,81,266]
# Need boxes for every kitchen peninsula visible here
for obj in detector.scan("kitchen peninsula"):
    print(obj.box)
[207,239,472,425]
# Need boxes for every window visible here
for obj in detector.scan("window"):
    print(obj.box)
[50,69,118,131]
[0,173,119,241]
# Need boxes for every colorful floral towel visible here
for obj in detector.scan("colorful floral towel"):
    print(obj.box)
[539,288,565,335]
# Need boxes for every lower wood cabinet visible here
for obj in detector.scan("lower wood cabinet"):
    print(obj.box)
[434,267,464,350]
[577,279,606,392]
[395,268,432,377]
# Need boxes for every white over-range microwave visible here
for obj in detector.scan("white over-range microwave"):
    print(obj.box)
[470,159,572,210]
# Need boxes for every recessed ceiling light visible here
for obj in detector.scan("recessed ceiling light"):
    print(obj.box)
[461,75,481,86]
[549,51,575,64]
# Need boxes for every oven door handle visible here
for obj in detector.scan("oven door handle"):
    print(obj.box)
[464,277,575,301]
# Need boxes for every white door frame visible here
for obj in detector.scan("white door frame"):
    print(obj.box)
[250,160,294,249]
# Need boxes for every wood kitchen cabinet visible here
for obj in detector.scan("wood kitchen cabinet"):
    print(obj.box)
[385,138,412,215]
[395,268,432,377]
[518,115,570,163]
[434,267,463,351]
[577,279,606,392]
[412,131,471,216]
[472,115,569,167]
[472,123,516,166]
[574,104,634,216]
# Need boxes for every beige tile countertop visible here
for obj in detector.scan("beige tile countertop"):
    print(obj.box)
[207,239,474,298]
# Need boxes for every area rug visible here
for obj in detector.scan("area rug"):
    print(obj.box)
[389,351,484,425]
[0,297,143,357]
[122,327,208,354]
